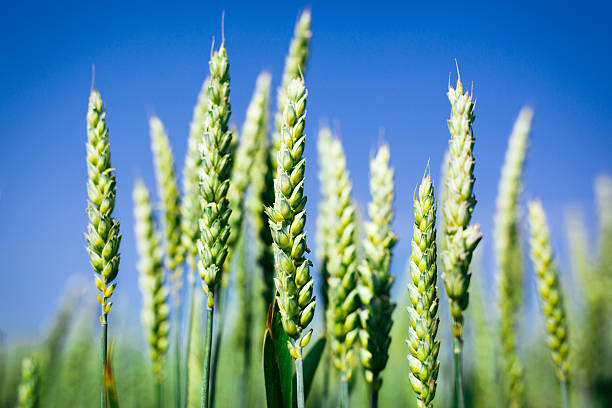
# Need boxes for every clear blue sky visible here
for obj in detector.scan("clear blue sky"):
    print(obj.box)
[1,1,611,339]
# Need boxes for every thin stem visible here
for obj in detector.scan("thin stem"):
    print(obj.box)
[201,304,214,408]
[183,267,197,408]
[340,371,349,408]
[321,338,330,408]
[100,313,108,408]
[155,380,163,408]
[241,274,252,406]
[453,337,465,408]
[561,379,570,408]
[369,383,379,408]
[209,289,227,408]
[295,348,305,408]
[174,294,182,408]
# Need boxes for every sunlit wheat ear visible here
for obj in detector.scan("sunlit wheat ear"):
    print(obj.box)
[324,136,360,382]
[406,165,440,408]
[133,180,170,382]
[495,107,532,406]
[528,200,570,405]
[441,75,482,341]
[85,89,121,320]
[271,9,312,174]
[149,116,184,291]
[358,145,397,395]
[197,41,233,307]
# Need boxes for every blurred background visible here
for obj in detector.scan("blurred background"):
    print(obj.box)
[1,1,611,407]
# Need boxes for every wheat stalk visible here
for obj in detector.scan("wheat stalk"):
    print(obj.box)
[133,180,170,406]
[85,88,121,408]
[271,10,312,174]
[357,145,397,407]
[197,40,233,408]
[528,200,570,407]
[17,357,39,408]
[440,72,482,408]
[407,164,440,408]
[495,107,532,407]
[321,135,360,407]
[266,76,315,408]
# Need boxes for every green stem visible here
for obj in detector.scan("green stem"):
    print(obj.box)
[321,337,330,408]
[340,373,349,408]
[241,271,253,406]
[174,294,182,408]
[101,313,108,408]
[561,379,570,408]
[209,289,227,408]
[295,349,305,408]
[453,337,465,408]
[201,304,214,408]
[369,382,379,408]
[183,268,197,408]
[155,380,163,408]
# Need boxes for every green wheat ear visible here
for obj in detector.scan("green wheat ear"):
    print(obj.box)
[324,135,360,381]
[495,107,532,406]
[272,9,312,173]
[17,357,39,408]
[441,74,482,340]
[407,164,440,408]
[528,200,570,404]
[133,180,170,382]
[197,41,233,307]
[149,116,184,291]
[358,144,397,393]
[85,89,121,320]
[267,76,315,356]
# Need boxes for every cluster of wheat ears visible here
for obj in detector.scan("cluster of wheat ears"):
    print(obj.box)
[12,9,612,408]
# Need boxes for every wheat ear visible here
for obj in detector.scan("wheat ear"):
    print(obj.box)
[266,76,315,408]
[528,200,570,407]
[440,73,482,408]
[197,40,233,408]
[358,145,397,407]
[17,357,39,408]
[495,108,532,407]
[85,89,121,408]
[133,180,170,405]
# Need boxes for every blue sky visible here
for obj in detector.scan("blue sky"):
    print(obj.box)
[1,1,611,339]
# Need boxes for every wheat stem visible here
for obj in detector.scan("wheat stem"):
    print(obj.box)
[201,306,214,408]
[453,338,464,408]
[182,267,196,408]
[296,349,305,408]
[340,373,349,408]
[101,317,107,408]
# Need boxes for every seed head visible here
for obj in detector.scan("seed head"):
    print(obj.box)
[85,89,121,321]
[358,145,397,390]
[267,77,315,358]
[197,42,233,308]
[441,75,482,339]
[133,180,170,380]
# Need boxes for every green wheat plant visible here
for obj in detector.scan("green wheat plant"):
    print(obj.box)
[196,39,233,408]
[440,73,482,408]
[358,145,397,408]
[133,180,171,407]
[17,357,39,408]
[528,200,570,408]
[266,76,315,408]
[85,88,121,408]
[494,107,532,407]
[406,165,440,408]
[323,134,360,408]
[271,9,312,174]
[181,77,210,408]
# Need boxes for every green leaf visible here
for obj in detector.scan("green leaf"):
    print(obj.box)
[292,336,327,407]
[104,345,120,408]
[263,300,293,408]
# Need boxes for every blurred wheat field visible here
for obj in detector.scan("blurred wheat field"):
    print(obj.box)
[2,7,612,408]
